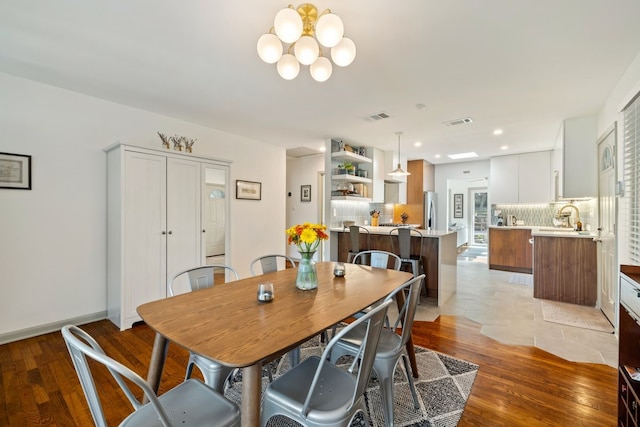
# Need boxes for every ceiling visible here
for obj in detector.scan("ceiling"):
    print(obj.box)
[2,1,640,164]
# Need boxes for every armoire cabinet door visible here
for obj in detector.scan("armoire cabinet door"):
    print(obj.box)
[166,157,202,287]
[123,151,167,322]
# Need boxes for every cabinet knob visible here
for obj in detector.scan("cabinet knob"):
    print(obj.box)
[162,231,166,235]
[202,229,206,233]
[167,231,173,235]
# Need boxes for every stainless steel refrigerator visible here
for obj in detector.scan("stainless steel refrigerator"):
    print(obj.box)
[423,191,437,230]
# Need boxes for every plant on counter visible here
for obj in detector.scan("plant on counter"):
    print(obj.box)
[370,210,380,218]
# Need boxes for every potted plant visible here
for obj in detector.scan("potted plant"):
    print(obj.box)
[341,162,356,175]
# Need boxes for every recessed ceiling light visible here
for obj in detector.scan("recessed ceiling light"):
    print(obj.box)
[435,154,441,158]
[501,145,508,150]
[493,129,503,135]
[448,152,478,160]
[319,146,326,152]
[414,141,422,147]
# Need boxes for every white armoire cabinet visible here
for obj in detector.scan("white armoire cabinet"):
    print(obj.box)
[105,143,230,330]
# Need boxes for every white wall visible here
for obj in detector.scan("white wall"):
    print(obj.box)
[434,160,491,231]
[286,154,325,259]
[0,72,286,337]
[598,50,640,265]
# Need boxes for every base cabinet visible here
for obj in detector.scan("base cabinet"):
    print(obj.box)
[619,268,640,426]
[488,228,532,273]
[533,236,596,306]
[106,144,230,330]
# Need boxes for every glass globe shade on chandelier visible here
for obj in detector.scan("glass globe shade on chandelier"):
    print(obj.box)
[256,3,356,82]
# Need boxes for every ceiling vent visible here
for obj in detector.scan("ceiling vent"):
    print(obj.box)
[443,117,473,126]
[364,111,390,122]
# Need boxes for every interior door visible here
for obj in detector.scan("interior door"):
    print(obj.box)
[597,124,617,326]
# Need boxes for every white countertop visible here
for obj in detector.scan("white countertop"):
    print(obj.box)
[489,225,597,239]
[330,226,455,237]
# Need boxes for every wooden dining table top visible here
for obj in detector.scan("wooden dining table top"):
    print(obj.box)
[137,261,413,367]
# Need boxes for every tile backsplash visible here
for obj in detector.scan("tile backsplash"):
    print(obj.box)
[330,200,394,228]
[492,199,595,230]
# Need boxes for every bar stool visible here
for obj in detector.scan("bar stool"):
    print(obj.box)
[389,227,426,300]
[346,225,371,263]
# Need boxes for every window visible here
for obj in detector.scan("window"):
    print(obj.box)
[624,92,640,263]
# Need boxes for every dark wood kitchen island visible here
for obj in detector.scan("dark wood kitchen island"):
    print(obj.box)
[329,227,457,306]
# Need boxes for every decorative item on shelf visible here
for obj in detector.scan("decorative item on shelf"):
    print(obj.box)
[336,181,354,195]
[370,210,380,227]
[184,137,197,153]
[170,135,183,151]
[285,222,329,290]
[157,132,170,149]
[401,212,409,224]
[343,162,356,175]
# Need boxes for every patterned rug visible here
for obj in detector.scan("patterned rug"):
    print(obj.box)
[542,300,614,333]
[223,334,479,426]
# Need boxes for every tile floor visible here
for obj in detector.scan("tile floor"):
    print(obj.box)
[413,247,618,368]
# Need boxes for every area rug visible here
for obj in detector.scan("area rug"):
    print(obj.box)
[541,300,614,333]
[508,273,533,286]
[224,334,479,426]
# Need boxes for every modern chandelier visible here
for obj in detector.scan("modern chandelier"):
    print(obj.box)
[256,3,356,82]
[388,132,411,177]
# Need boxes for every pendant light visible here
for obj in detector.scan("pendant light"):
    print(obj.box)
[388,132,411,177]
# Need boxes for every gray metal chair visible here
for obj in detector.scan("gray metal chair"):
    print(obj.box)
[329,274,425,427]
[352,249,402,271]
[346,225,370,263]
[347,250,402,328]
[169,265,239,392]
[389,227,426,301]
[260,299,393,427]
[249,254,296,276]
[61,325,240,427]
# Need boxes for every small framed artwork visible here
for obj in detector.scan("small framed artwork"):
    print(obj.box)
[236,180,261,200]
[301,185,311,202]
[0,152,31,190]
[453,193,463,218]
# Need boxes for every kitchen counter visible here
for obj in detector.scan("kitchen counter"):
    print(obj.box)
[329,227,457,306]
[330,226,454,238]
[489,225,596,239]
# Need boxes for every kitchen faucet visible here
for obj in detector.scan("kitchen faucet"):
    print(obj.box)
[558,204,581,228]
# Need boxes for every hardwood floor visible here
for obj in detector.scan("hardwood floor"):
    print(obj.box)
[0,316,617,426]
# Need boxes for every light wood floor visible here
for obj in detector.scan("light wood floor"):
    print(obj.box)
[0,316,617,426]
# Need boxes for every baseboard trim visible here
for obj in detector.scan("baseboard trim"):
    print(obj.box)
[0,311,107,345]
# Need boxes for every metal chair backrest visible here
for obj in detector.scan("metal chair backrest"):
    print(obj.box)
[386,274,425,348]
[61,325,168,427]
[250,254,296,276]
[352,250,401,270]
[169,265,239,296]
[389,227,424,260]
[346,225,370,254]
[303,298,392,416]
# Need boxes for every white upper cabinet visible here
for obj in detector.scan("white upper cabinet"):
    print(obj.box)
[555,116,597,199]
[490,151,551,204]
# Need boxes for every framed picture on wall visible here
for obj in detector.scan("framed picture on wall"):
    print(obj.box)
[236,180,261,200]
[301,185,311,202]
[453,193,463,218]
[0,152,31,190]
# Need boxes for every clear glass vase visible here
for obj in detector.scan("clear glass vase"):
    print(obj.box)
[296,251,318,290]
